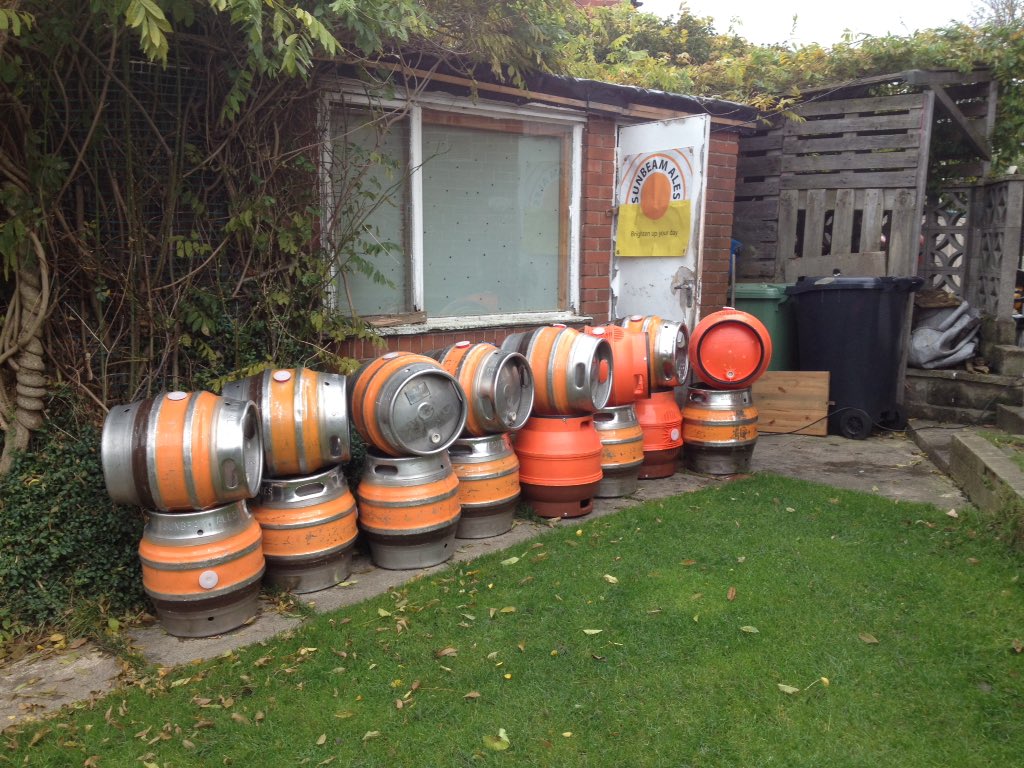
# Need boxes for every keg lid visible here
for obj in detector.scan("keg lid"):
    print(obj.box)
[490,352,533,431]
[167,391,188,401]
[383,351,400,360]
[272,370,292,383]
[387,370,467,454]
[591,327,606,336]
[455,340,471,348]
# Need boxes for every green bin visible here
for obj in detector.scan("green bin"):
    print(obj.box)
[732,283,796,371]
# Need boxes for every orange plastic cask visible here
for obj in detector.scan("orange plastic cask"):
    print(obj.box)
[620,314,689,389]
[584,326,650,405]
[689,308,772,389]
[513,415,603,518]
[633,390,683,479]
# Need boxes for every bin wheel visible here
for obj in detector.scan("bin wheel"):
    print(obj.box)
[878,404,908,431]
[838,408,872,440]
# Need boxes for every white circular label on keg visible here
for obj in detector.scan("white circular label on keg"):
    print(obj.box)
[455,340,471,348]
[551,323,567,328]
[198,570,219,590]
[167,391,188,401]
[272,370,292,383]
[671,428,681,441]
[630,314,643,321]
[592,327,605,335]
[383,352,400,359]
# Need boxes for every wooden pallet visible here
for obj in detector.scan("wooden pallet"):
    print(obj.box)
[751,371,831,436]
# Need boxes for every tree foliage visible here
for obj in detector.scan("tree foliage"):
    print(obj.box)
[562,3,1024,171]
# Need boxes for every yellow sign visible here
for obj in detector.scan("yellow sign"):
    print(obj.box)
[615,149,694,258]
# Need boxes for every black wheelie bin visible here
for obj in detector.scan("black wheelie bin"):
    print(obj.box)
[785,274,924,439]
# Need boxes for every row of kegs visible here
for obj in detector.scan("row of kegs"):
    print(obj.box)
[100,311,772,638]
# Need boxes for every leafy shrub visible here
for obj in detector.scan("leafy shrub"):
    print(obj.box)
[0,418,145,638]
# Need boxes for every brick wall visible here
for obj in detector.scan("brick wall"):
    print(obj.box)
[701,131,740,316]
[580,116,616,324]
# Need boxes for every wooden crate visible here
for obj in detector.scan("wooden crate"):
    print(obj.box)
[751,371,830,437]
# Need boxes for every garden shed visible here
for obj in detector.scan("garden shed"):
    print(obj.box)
[325,65,758,361]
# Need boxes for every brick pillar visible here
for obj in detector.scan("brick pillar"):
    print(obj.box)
[580,117,616,323]
[701,132,740,316]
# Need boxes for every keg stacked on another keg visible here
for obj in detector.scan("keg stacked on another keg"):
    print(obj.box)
[683,308,773,475]
[348,351,469,569]
[501,325,612,518]
[619,315,690,480]
[101,391,266,637]
[223,368,357,595]
[429,342,534,540]
[583,325,649,498]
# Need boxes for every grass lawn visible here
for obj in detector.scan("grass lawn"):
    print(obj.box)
[4,473,1023,767]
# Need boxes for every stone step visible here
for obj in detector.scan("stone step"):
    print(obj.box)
[948,430,1024,519]
[906,402,994,427]
[987,344,1024,377]
[996,404,1024,434]
[904,367,1023,425]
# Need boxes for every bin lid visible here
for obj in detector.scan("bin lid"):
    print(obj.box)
[734,283,789,299]
[785,275,924,295]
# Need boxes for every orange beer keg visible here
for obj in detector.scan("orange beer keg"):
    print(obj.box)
[102,391,263,511]
[428,342,534,435]
[448,433,520,538]
[501,325,613,415]
[222,367,349,477]
[250,465,358,593]
[356,451,461,569]
[349,352,467,456]
[138,501,265,637]
[682,385,758,475]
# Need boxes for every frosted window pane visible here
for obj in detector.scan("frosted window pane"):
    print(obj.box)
[421,125,562,317]
[330,109,409,316]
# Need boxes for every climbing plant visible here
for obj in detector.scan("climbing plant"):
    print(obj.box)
[0,0,578,476]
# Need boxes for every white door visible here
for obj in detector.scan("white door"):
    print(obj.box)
[612,115,710,332]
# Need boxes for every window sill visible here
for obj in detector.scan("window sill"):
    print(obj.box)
[374,311,594,336]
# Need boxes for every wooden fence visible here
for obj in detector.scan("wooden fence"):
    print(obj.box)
[734,92,934,280]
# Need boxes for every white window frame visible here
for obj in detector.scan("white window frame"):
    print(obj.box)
[320,81,587,333]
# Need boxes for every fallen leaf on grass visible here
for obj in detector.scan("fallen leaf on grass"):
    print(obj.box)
[681,559,697,567]
[464,691,482,700]
[603,574,619,584]
[435,646,458,658]
[859,633,879,645]
[1012,639,1023,654]
[727,587,737,602]
[377,608,391,618]
[316,734,327,746]
[501,557,519,566]
[739,626,759,634]
[230,713,249,725]
[947,509,959,519]
[499,606,516,614]
[777,684,800,695]
[483,728,511,751]
[582,629,603,635]
[967,558,980,565]
[362,731,381,742]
